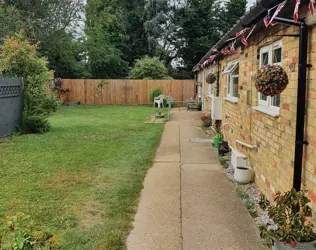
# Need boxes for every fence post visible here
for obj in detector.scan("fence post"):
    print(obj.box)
[84,79,87,105]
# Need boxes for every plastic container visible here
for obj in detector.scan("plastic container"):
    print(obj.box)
[213,134,223,148]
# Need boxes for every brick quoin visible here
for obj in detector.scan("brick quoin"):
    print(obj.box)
[308,190,316,203]
[266,179,270,189]
[282,103,290,111]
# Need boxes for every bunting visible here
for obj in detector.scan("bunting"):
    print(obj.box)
[267,1,286,26]
[310,0,315,15]
[235,28,249,38]
[294,0,301,23]
[209,54,217,63]
[230,41,237,54]
[241,36,248,46]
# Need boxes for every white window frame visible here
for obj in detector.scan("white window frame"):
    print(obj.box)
[258,40,282,113]
[223,60,239,103]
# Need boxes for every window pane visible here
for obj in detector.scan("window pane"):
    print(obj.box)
[271,94,280,107]
[227,75,230,94]
[273,47,282,64]
[208,84,212,96]
[232,66,239,75]
[261,52,269,66]
[232,76,238,97]
[260,93,267,101]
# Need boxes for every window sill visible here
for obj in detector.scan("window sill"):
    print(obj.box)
[252,106,280,117]
[224,96,238,103]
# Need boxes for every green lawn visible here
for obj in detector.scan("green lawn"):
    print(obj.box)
[0,106,164,249]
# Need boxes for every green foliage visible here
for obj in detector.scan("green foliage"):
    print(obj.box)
[0,212,59,249]
[0,106,164,249]
[218,156,228,168]
[0,32,59,133]
[130,57,169,79]
[244,198,257,218]
[259,189,315,248]
[259,194,270,210]
[236,186,250,200]
[149,87,163,103]
[1,1,85,79]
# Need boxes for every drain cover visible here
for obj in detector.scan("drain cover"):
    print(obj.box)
[189,138,213,143]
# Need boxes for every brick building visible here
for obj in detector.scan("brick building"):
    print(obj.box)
[195,0,316,208]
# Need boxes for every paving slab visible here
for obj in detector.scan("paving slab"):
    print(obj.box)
[126,162,182,250]
[127,109,265,250]
[181,163,265,250]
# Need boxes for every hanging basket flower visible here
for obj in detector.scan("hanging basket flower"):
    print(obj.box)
[206,73,216,84]
[255,65,289,96]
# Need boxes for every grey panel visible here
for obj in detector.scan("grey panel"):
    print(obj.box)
[0,78,23,138]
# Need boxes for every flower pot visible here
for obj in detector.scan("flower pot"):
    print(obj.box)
[202,120,210,127]
[272,240,316,250]
[234,166,253,184]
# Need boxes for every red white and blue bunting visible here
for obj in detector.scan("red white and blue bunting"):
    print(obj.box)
[198,0,315,70]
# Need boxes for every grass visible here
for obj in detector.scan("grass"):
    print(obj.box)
[0,106,165,249]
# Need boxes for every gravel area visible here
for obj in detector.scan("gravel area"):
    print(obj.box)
[223,155,275,228]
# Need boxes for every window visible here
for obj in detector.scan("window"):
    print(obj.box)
[223,60,239,102]
[258,40,282,112]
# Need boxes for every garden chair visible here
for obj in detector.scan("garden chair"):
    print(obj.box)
[154,95,166,108]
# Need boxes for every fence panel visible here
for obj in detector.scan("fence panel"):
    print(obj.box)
[60,79,195,106]
[0,78,23,138]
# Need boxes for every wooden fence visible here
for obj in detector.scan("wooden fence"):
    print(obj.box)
[60,79,196,106]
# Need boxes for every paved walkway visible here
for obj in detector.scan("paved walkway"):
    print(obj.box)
[127,109,265,250]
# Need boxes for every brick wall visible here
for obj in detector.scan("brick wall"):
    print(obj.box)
[197,12,316,208]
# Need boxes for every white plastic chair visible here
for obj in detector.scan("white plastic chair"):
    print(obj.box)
[154,95,166,108]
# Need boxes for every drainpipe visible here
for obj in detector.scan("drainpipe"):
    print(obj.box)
[215,61,221,132]
[273,17,309,191]
[216,61,221,97]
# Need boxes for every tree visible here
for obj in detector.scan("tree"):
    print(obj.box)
[1,0,86,79]
[130,57,170,79]
[85,0,129,78]
[0,32,60,133]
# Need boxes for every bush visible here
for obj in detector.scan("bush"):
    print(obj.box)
[149,87,163,103]
[0,212,59,249]
[0,31,59,133]
[130,57,169,79]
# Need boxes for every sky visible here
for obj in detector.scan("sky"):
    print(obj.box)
[247,0,257,10]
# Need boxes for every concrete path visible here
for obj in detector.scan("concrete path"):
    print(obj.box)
[127,109,265,250]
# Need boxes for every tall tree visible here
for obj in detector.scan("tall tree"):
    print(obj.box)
[174,0,247,77]
[1,0,87,78]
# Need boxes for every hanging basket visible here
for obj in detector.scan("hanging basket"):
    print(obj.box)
[255,65,289,96]
[206,73,216,84]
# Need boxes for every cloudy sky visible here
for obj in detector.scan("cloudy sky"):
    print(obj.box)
[247,0,257,10]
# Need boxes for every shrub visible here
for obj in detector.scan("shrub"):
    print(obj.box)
[130,57,169,79]
[259,189,315,248]
[0,212,59,249]
[0,31,59,133]
[149,87,163,103]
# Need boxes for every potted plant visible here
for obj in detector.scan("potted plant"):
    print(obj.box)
[200,114,211,127]
[206,73,216,84]
[259,189,316,250]
[255,65,289,96]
